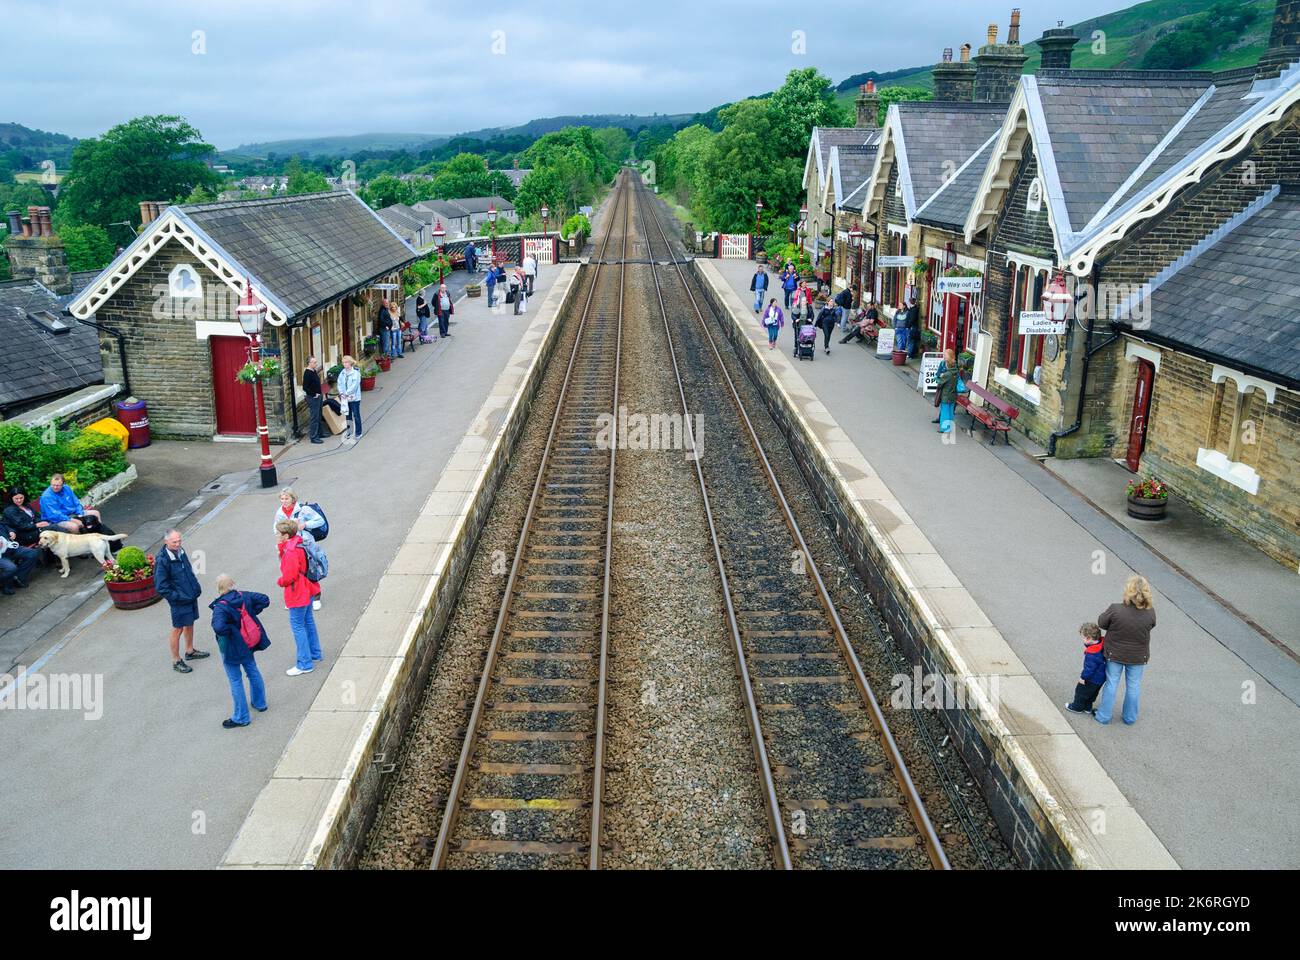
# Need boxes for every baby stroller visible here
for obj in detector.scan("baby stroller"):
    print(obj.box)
[795,324,817,361]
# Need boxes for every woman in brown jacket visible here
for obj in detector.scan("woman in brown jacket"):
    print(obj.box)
[1094,575,1157,725]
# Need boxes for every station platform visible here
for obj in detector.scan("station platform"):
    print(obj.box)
[0,265,567,869]
[709,257,1300,869]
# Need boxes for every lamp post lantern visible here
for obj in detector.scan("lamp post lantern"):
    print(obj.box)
[540,203,550,262]
[486,202,498,265]
[1043,270,1072,323]
[432,220,446,283]
[235,279,277,489]
[848,223,864,308]
[755,197,763,237]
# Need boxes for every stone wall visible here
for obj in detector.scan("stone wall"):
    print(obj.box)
[5,236,71,294]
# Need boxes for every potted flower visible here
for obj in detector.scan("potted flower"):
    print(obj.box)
[362,335,380,356]
[376,353,392,373]
[360,361,379,391]
[920,329,939,350]
[466,282,482,298]
[103,546,161,609]
[325,363,343,386]
[912,258,930,277]
[1126,476,1169,520]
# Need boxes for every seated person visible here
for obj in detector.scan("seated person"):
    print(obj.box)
[38,473,113,535]
[841,304,881,344]
[0,526,38,594]
[3,487,49,547]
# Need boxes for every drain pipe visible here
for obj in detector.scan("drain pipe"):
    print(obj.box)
[1048,264,1120,457]
[74,316,132,399]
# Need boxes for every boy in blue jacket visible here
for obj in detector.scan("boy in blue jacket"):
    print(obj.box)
[1066,622,1106,714]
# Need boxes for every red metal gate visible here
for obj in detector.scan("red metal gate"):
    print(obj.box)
[211,335,256,436]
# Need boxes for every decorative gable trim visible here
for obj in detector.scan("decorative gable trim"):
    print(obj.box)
[67,210,294,326]
[863,106,902,220]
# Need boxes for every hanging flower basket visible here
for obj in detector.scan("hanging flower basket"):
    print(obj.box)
[234,356,282,384]
[1126,476,1169,520]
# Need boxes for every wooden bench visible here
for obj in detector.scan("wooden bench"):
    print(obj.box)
[956,381,1019,444]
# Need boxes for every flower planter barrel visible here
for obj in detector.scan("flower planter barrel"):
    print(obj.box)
[106,578,161,610]
[361,375,376,392]
[377,357,392,372]
[1127,495,1168,521]
[466,285,482,298]
[892,349,907,366]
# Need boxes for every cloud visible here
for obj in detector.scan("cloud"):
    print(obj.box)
[2,0,1133,148]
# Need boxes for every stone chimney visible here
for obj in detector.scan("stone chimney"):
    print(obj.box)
[855,80,881,127]
[974,9,1029,103]
[933,45,978,102]
[1037,21,1079,72]
[513,158,519,169]
[1258,0,1300,80]
[5,210,72,294]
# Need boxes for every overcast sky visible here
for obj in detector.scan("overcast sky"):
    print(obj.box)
[2,0,1133,149]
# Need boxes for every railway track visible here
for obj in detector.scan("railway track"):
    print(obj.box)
[428,171,631,869]
[632,176,950,870]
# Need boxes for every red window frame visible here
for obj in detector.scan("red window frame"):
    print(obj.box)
[1005,266,1047,377]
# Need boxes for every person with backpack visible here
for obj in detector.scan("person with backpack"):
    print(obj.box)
[272,488,326,609]
[435,282,454,338]
[780,265,798,309]
[834,287,854,332]
[276,519,322,676]
[209,573,270,728]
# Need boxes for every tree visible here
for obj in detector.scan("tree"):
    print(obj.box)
[361,174,414,209]
[182,183,218,204]
[766,68,846,158]
[0,180,54,218]
[58,115,220,229]
[695,99,802,233]
[57,223,116,271]
[427,153,496,200]
[514,167,566,218]
[594,127,632,165]
[286,159,330,195]
[876,87,932,125]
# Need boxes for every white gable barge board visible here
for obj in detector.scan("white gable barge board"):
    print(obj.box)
[691,256,1177,871]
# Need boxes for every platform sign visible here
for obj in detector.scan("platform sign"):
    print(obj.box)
[877,255,913,268]
[876,327,895,356]
[936,276,983,295]
[1018,310,1066,336]
[917,351,943,394]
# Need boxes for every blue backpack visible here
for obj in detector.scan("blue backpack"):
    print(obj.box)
[300,539,329,582]
[305,501,329,541]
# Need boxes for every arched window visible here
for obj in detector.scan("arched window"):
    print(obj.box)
[1026,178,1044,214]
[168,263,203,299]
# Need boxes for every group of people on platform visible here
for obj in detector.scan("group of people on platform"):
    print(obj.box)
[1,476,115,595]
[152,487,331,728]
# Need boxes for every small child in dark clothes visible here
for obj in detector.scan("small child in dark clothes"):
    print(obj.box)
[1066,622,1106,714]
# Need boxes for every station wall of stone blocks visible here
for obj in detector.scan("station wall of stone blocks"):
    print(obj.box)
[691,259,1077,869]
[1143,352,1300,570]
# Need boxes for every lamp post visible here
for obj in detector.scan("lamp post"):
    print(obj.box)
[235,279,277,489]
[487,201,498,265]
[540,203,550,264]
[432,220,446,284]
[848,223,863,308]
[1043,270,1072,324]
[754,197,763,237]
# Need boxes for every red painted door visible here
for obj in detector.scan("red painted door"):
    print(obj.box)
[1124,360,1155,472]
[211,335,256,436]
[942,294,962,353]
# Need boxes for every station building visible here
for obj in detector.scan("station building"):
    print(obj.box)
[66,191,420,442]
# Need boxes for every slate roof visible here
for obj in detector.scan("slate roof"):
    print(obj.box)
[0,280,103,412]
[895,101,1008,214]
[413,199,470,223]
[830,144,878,210]
[175,191,420,320]
[378,204,428,233]
[1134,194,1300,388]
[498,168,531,188]
[810,126,882,182]
[1033,72,1213,230]
[915,134,998,230]
[450,195,514,215]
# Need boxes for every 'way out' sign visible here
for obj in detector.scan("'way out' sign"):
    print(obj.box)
[936,276,983,295]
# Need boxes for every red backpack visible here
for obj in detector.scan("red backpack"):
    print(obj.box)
[220,594,263,649]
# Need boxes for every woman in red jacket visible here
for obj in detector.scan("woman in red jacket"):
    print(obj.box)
[276,520,322,676]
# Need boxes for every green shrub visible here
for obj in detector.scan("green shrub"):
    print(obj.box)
[562,213,590,240]
[115,546,148,573]
[0,422,128,498]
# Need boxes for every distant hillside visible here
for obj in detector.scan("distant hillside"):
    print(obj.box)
[226,132,447,159]
[451,113,696,143]
[835,0,1275,103]
[0,122,78,171]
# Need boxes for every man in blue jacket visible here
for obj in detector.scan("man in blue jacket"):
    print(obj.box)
[485,264,498,307]
[154,528,208,674]
[750,266,769,313]
[39,473,109,534]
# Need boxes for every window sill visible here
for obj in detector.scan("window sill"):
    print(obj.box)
[1196,448,1260,495]
[992,367,1041,405]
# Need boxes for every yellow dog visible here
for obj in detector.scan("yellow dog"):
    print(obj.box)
[37,529,127,578]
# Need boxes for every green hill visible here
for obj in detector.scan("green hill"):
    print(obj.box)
[226,132,446,158]
[835,0,1275,105]
[0,122,78,173]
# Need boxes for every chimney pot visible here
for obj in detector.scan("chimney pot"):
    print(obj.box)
[961,43,972,63]
[988,23,998,45]
[140,200,154,227]
[866,79,875,94]
[943,47,954,63]
[5,210,21,236]
[1009,8,1022,45]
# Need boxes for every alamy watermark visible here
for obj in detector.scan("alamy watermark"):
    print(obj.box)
[594,405,704,460]
[0,669,104,719]
[890,666,1000,712]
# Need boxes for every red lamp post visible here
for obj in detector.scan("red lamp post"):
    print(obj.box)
[432,220,446,283]
[540,203,550,262]
[487,202,498,264]
[848,223,864,307]
[1043,270,1072,324]
[755,197,763,236]
[236,279,277,489]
